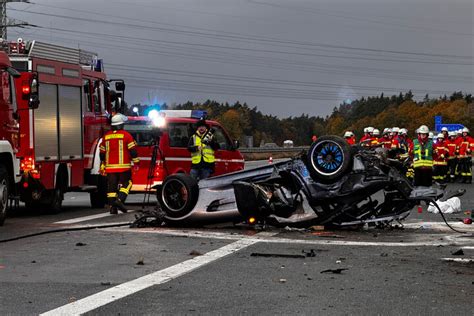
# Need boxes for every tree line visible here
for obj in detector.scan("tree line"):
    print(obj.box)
[129,91,473,147]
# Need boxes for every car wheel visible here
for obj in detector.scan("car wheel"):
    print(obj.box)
[44,188,63,214]
[90,176,107,208]
[159,174,199,219]
[306,135,352,183]
[0,167,9,226]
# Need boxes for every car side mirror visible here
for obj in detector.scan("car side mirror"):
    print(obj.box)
[115,81,125,91]
[29,94,40,109]
[232,140,240,150]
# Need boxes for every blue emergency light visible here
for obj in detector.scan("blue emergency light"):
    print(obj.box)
[191,110,207,119]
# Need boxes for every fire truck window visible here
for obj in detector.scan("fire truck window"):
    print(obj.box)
[92,80,101,113]
[8,74,17,112]
[169,123,190,148]
[83,79,92,112]
[0,71,10,104]
[211,126,231,150]
[124,123,154,147]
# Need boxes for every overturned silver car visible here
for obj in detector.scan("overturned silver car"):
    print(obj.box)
[156,136,462,227]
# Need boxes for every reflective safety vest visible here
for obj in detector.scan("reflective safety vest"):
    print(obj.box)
[99,130,138,173]
[413,139,433,168]
[190,133,215,165]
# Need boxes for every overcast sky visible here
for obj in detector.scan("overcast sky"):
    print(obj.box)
[7,0,474,117]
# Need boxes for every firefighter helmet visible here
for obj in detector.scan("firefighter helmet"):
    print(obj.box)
[367,126,374,133]
[441,127,448,132]
[437,133,444,139]
[392,127,400,134]
[111,113,128,126]
[462,127,469,133]
[417,125,429,134]
[428,132,434,139]
[373,129,380,136]
[448,131,456,137]
[400,128,408,135]
[383,128,389,135]
[344,131,353,138]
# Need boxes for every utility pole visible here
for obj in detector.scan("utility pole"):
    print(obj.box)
[0,0,30,40]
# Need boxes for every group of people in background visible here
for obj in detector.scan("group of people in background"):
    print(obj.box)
[343,125,474,186]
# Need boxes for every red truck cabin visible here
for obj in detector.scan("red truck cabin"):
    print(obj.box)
[124,114,244,192]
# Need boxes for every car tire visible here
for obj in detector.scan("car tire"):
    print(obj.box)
[90,175,107,208]
[159,174,199,219]
[0,167,9,226]
[306,135,352,183]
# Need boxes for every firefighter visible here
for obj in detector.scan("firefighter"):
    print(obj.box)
[445,131,458,182]
[458,127,473,183]
[344,131,356,145]
[411,125,433,187]
[441,127,449,139]
[187,118,220,181]
[369,129,380,147]
[380,128,392,149]
[99,113,139,214]
[360,127,374,146]
[432,133,448,183]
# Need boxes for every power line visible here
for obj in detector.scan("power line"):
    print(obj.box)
[8,7,473,61]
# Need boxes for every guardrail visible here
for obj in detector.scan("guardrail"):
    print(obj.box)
[239,146,309,153]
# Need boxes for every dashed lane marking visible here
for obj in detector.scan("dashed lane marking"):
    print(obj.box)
[40,232,276,316]
[441,258,474,263]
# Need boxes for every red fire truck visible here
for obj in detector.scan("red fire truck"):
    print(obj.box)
[123,110,245,192]
[0,49,35,225]
[4,39,122,212]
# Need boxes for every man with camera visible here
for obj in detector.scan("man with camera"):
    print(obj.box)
[187,118,220,180]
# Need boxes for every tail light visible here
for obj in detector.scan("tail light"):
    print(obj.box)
[20,156,40,179]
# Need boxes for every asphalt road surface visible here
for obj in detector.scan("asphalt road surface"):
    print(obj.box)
[1,164,473,315]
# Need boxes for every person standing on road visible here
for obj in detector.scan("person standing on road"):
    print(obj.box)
[410,125,433,187]
[445,131,458,182]
[458,127,473,183]
[100,113,139,214]
[187,118,219,181]
[432,133,448,183]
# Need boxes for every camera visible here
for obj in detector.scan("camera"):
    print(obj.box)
[202,128,215,145]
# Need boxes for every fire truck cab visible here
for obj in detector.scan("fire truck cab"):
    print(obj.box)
[0,50,26,225]
[5,39,122,212]
[123,110,245,192]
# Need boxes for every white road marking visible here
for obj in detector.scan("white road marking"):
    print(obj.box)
[109,227,474,247]
[441,258,474,263]
[40,235,268,316]
[54,211,135,224]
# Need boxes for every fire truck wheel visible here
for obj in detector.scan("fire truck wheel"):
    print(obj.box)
[159,174,199,219]
[0,167,9,226]
[43,188,63,214]
[90,176,107,208]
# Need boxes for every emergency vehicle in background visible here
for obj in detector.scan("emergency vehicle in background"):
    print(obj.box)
[123,109,244,193]
[2,39,123,213]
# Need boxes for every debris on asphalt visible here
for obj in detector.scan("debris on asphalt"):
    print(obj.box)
[451,249,464,256]
[427,197,461,214]
[279,278,287,283]
[101,281,111,286]
[31,260,36,263]
[283,226,307,232]
[75,242,86,247]
[309,225,325,231]
[463,218,472,225]
[320,268,348,274]
[189,250,202,256]
[310,232,345,238]
[251,252,306,259]
[302,249,316,257]
[335,260,342,264]
[380,253,389,257]
[136,257,145,265]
